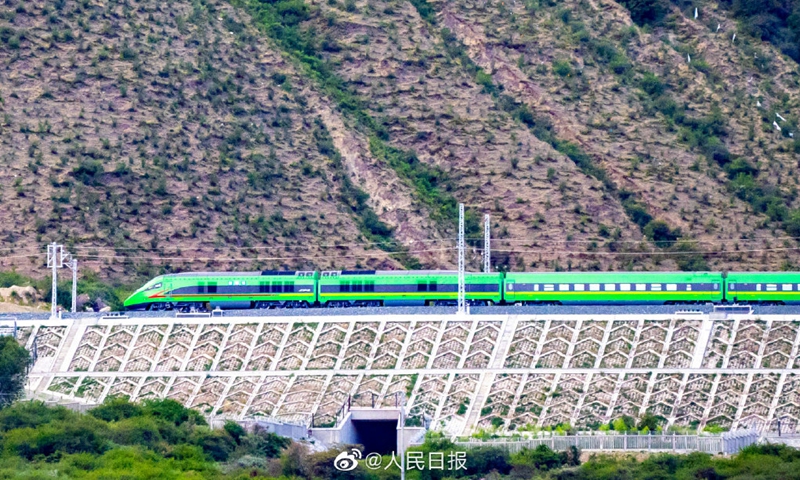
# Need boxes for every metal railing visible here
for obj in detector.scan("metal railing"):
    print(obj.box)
[0,320,17,339]
[310,392,408,428]
[454,430,759,455]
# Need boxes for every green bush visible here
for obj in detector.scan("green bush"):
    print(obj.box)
[618,0,669,26]
[191,429,236,462]
[223,421,246,444]
[89,396,144,422]
[512,444,579,471]
[0,401,74,432]
[466,446,512,475]
[109,416,165,451]
[640,72,665,97]
[4,417,109,460]
[552,59,573,77]
[72,160,104,186]
[644,220,681,247]
[141,399,207,427]
[236,426,291,458]
[0,271,30,288]
[0,341,33,409]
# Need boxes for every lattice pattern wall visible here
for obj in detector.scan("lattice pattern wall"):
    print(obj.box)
[20,314,800,435]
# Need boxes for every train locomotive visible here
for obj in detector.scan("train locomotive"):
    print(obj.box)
[123,270,800,311]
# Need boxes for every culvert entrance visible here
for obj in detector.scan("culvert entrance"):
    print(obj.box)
[310,407,426,456]
[351,419,398,455]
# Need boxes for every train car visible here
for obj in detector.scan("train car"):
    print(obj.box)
[503,271,724,305]
[123,271,317,311]
[317,270,503,307]
[725,272,800,304]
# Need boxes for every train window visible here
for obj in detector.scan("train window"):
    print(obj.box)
[589,284,600,291]
[604,284,616,291]
[651,284,662,291]
[783,284,793,291]
[620,284,631,291]
[417,283,428,292]
[272,283,282,293]
[429,281,437,292]
[259,283,268,293]
[666,284,677,291]
[757,284,762,291]
[729,283,736,290]
[341,282,350,292]
[198,284,206,294]
[558,284,570,291]
[147,282,162,291]
[208,283,217,293]
[635,284,646,291]
[353,281,363,292]
[767,284,778,291]
[365,282,375,292]
[284,282,295,293]
[544,284,554,291]
[574,284,585,291]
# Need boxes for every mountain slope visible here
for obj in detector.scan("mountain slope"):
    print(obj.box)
[1,0,800,281]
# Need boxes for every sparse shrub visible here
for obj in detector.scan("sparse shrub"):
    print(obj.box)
[644,219,680,247]
[72,159,104,186]
[552,58,573,77]
[618,0,669,26]
[640,72,665,96]
[674,240,709,271]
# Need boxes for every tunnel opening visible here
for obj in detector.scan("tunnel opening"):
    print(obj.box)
[351,419,398,455]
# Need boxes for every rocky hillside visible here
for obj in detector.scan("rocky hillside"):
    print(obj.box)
[1,0,799,281]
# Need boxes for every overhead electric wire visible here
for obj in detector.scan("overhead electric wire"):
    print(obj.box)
[467,235,800,246]
[491,246,800,256]
[70,237,459,251]
[73,247,453,262]
[3,231,800,263]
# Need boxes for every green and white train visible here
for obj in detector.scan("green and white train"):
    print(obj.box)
[123,270,800,311]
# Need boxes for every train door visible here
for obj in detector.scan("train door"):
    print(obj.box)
[505,280,514,303]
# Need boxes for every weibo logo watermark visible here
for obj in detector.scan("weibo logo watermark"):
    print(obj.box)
[333,448,362,472]
[334,447,467,472]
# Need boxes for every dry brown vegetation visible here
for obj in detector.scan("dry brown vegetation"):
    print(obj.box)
[1,0,800,281]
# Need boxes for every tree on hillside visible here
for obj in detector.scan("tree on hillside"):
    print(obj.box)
[0,336,31,408]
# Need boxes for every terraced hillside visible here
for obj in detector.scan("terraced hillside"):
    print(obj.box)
[2,0,800,280]
[18,312,800,434]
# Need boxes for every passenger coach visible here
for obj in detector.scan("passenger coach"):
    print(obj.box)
[503,272,724,305]
[725,272,800,304]
[317,270,503,307]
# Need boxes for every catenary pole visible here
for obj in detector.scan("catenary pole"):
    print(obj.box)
[71,258,77,313]
[457,204,466,315]
[484,214,490,273]
[48,243,58,319]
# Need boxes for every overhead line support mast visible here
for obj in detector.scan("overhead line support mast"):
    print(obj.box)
[458,203,466,315]
[46,243,78,318]
[484,214,490,273]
